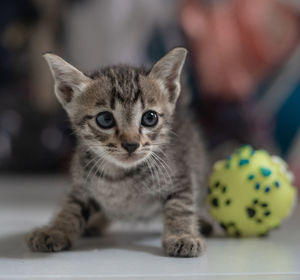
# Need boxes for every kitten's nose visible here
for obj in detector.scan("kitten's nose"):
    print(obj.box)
[121,142,140,154]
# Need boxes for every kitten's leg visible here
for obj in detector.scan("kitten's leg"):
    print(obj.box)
[163,190,206,257]
[83,211,110,237]
[26,194,105,252]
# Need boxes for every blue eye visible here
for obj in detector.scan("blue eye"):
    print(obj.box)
[96,112,115,129]
[141,111,158,127]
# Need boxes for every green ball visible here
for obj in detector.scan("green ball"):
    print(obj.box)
[207,145,297,237]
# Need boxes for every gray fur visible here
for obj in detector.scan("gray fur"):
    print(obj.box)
[26,48,208,257]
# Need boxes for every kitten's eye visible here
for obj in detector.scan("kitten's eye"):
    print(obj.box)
[141,111,158,127]
[96,112,115,129]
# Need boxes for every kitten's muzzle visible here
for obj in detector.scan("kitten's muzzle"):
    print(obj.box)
[121,142,140,154]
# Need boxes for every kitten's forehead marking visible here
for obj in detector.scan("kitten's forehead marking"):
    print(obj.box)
[114,99,142,129]
[100,66,145,110]
[95,98,107,107]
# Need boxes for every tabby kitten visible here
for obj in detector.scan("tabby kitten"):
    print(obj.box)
[26,47,208,257]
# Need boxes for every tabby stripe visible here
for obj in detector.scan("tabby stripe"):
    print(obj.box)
[110,87,116,109]
[71,211,85,230]
[89,198,101,212]
[93,168,142,182]
[166,191,193,205]
[133,72,142,103]
[140,95,145,109]
[76,115,93,127]
[165,199,195,214]
[165,208,195,218]
[87,124,109,141]
[69,195,90,222]
[103,69,117,85]
[95,99,107,107]
[116,91,125,103]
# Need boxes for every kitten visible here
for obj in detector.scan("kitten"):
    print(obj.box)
[26,47,208,257]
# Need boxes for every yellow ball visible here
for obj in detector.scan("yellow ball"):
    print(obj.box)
[207,145,297,237]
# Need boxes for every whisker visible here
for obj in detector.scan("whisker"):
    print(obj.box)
[150,154,164,195]
[90,153,107,184]
[83,150,106,186]
[168,130,180,140]
[152,150,172,174]
[143,157,155,194]
[151,152,173,187]
[149,153,169,198]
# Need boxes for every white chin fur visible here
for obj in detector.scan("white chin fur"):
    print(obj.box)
[89,145,150,170]
[105,153,149,169]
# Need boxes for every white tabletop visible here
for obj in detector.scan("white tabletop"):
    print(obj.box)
[0,175,299,280]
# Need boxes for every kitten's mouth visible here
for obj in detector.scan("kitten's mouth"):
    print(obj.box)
[102,147,152,168]
[119,152,145,162]
[112,151,149,167]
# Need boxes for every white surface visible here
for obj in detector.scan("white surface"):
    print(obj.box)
[0,175,299,279]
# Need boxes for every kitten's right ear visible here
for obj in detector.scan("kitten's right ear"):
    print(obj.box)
[149,47,187,104]
[43,53,91,108]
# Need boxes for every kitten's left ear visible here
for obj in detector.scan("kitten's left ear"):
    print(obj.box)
[149,47,187,104]
[43,53,91,109]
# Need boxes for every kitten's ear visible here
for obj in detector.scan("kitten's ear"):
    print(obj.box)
[43,53,91,108]
[149,47,187,104]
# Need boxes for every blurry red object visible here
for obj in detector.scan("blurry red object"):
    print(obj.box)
[290,166,300,190]
[180,0,300,101]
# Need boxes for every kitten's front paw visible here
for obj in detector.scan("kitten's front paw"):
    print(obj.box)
[163,234,206,257]
[26,228,71,252]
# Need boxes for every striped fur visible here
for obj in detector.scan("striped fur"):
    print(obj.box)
[26,48,208,257]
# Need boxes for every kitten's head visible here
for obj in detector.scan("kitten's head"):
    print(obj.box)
[44,48,187,168]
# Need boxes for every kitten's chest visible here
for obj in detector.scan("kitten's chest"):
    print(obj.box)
[91,179,162,221]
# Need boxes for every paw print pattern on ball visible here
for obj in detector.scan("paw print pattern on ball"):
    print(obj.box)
[208,181,232,209]
[207,145,297,237]
[246,199,271,224]
[247,167,282,194]
[220,222,241,237]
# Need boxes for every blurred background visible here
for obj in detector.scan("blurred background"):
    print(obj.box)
[0,0,299,188]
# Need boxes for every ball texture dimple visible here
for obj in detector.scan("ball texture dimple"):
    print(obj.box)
[207,145,297,237]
